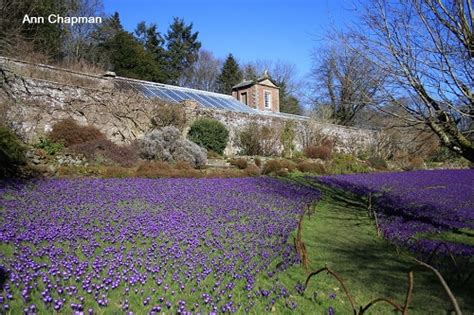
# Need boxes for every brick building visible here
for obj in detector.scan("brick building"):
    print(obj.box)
[231,71,280,112]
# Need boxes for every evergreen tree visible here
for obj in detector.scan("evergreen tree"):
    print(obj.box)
[272,76,302,115]
[280,95,302,115]
[134,22,168,79]
[91,12,124,66]
[92,12,123,46]
[103,31,167,82]
[134,22,165,59]
[165,17,201,84]
[242,64,258,81]
[216,54,243,95]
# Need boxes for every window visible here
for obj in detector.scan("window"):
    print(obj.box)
[264,91,272,109]
[240,92,248,105]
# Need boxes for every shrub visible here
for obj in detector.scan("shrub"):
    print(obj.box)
[244,164,261,177]
[135,161,171,177]
[173,139,208,169]
[135,161,204,178]
[0,126,26,177]
[281,121,295,158]
[329,153,370,174]
[175,161,193,170]
[279,159,297,172]
[428,147,459,162]
[139,126,207,168]
[292,151,305,159]
[187,118,229,155]
[49,119,105,147]
[69,139,138,167]
[151,104,187,130]
[254,157,261,167]
[262,160,283,175]
[368,156,388,170]
[100,166,133,178]
[304,144,332,160]
[403,157,425,171]
[296,161,326,174]
[357,150,370,161]
[57,165,101,177]
[275,168,289,177]
[229,158,248,169]
[34,137,64,155]
[205,169,242,178]
[237,124,260,156]
[236,123,281,156]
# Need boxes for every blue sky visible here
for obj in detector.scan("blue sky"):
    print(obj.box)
[102,0,362,79]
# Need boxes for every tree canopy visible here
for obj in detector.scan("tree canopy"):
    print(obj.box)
[348,0,474,161]
[165,17,202,84]
[216,54,243,94]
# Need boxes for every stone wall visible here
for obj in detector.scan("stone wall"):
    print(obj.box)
[0,56,376,156]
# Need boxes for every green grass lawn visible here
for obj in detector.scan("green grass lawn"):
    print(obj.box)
[270,176,474,314]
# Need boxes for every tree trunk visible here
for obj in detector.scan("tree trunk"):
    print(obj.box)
[428,119,474,163]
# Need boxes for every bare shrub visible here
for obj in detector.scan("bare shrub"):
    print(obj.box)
[139,126,207,168]
[254,157,261,167]
[236,122,281,156]
[205,169,242,178]
[69,139,138,167]
[151,104,187,131]
[298,121,326,149]
[279,159,297,172]
[229,158,248,169]
[134,161,198,178]
[304,145,332,160]
[275,168,289,177]
[49,119,105,147]
[367,156,387,170]
[100,166,134,178]
[402,157,425,171]
[174,161,193,170]
[296,161,326,174]
[368,131,399,160]
[243,164,261,177]
[262,160,283,175]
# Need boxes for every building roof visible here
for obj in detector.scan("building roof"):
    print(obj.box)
[114,76,307,120]
[232,71,280,90]
[232,79,255,89]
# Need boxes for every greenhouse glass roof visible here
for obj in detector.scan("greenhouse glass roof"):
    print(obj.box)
[114,77,308,120]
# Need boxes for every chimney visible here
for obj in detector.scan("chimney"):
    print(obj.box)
[103,71,116,78]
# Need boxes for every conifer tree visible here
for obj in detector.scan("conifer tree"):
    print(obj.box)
[165,17,201,84]
[105,31,167,83]
[216,54,243,95]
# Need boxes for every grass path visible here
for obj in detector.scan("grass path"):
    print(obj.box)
[276,177,474,314]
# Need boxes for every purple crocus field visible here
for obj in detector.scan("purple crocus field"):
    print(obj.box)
[315,169,474,256]
[0,178,320,314]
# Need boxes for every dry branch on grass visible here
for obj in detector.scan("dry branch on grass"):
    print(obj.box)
[301,259,462,315]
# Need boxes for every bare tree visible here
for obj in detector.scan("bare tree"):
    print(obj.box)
[243,59,302,95]
[0,0,54,59]
[350,0,474,162]
[243,59,304,114]
[178,49,222,92]
[310,42,386,126]
[62,0,104,64]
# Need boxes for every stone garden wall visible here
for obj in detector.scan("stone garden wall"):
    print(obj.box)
[0,56,376,156]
